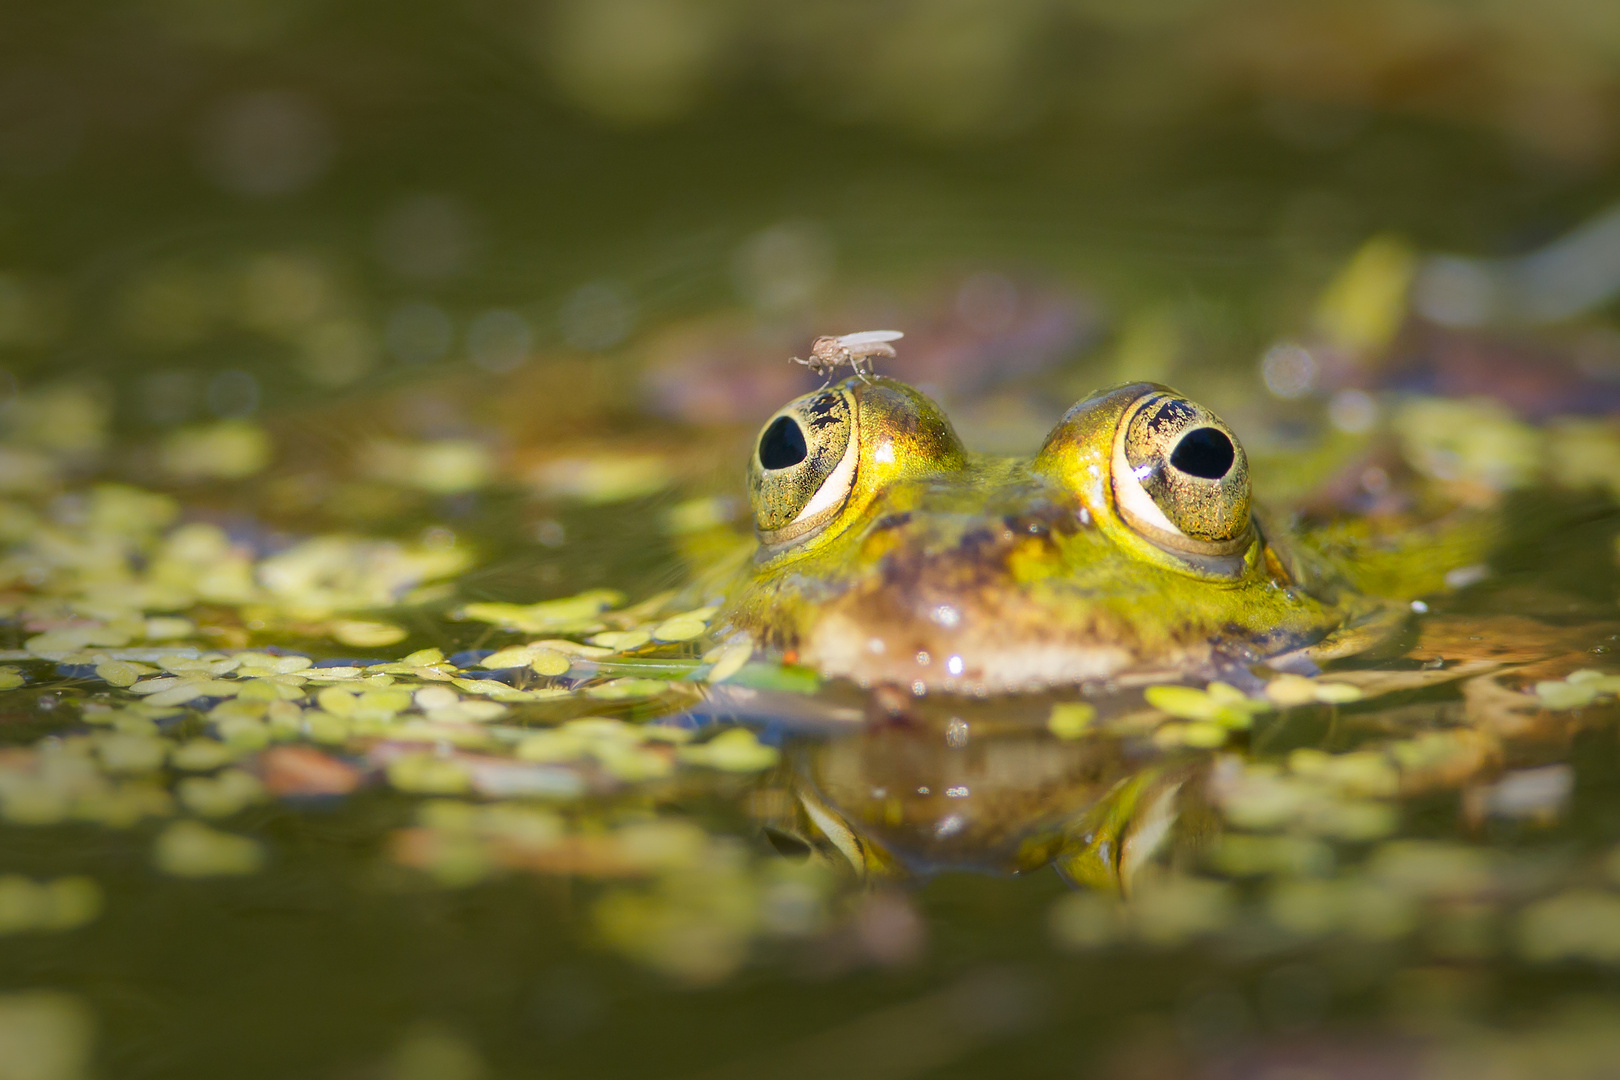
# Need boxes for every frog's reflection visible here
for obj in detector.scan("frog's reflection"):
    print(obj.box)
[768,716,1209,890]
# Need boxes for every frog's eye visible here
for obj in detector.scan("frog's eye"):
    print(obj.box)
[1112,390,1251,555]
[747,387,858,545]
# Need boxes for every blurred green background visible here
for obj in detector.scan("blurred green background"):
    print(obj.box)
[5,0,1620,424]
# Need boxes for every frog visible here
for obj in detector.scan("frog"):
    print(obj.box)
[720,375,1401,695]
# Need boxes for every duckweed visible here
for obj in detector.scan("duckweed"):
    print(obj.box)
[1153,720,1229,748]
[651,613,707,642]
[0,992,93,1080]
[362,439,493,495]
[1211,756,1400,840]
[385,1025,488,1080]
[96,734,167,774]
[1535,669,1620,710]
[1144,681,1269,729]
[0,877,102,935]
[386,753,472,796]
[159,421,272,480]
[1205,833,1335,878]
[170,739,239,772]
[1123,876,1234,947]
[1367,840,1501,900]
[153,821,265,877]
[586,678,678,700]
[331,621,408,648]
[460,590,622,633]
[177,769,265,818]
[214,717,271,751]
[304,712,352,745]
[3,330,1620,1032]
[704,639,753,684]
[677,728,779,772]
[1393,397,1542,494]
[479,643,571,675]
[1048,892,1125,950]
[532,454,672,504]
[1267,877,1417,941]
[1047,702,1096,739]
[1519,891,1620,964]
[591,630,652,652]
[1264,673,1365,706]
[91,660,145,687]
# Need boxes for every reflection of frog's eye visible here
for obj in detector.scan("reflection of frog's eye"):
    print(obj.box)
[1112,391,1252,555]
[748,387,858,545]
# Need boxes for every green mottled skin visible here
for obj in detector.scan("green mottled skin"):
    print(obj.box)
[723,377,1406,693]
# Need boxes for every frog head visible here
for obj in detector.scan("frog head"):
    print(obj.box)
[724,376,1355,693]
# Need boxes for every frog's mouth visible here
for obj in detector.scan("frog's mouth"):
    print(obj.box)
[789,509,1148,694]
[805,607,1144,694]
[777,499,1339,694]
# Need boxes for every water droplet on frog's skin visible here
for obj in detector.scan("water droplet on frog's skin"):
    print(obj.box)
[911,680,927,697]
[866,637,886,655]
[945,718,969,747]
[917,786,931,796]
[915,651,931,666]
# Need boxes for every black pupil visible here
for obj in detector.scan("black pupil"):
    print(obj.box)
[1169,427,1235,479]
[759,416,808,470]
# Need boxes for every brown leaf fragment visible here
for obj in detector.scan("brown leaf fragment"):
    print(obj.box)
[259,746,362,797]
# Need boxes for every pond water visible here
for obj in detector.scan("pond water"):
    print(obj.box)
[8,5,1620,1079]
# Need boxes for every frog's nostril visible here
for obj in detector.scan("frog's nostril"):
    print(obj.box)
[1170,427,1234,479]
[759,416,808,469]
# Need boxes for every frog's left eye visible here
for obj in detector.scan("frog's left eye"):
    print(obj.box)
[748,387,858,546]
[1112,391,1252,555]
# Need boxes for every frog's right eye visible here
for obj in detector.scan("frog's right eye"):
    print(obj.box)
[747,387,858,546]
[1111,389,1252,556]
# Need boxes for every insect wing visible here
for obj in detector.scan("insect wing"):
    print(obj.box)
[835,330,904,347]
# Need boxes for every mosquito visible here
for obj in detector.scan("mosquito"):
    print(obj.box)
[791,330,904,385]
